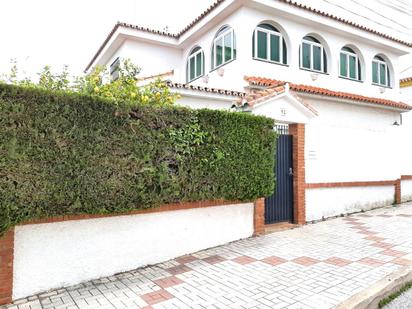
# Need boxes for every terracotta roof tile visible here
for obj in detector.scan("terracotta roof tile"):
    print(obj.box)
[278,0,412,48]
[238,86,286,106]
[400,76,412,84]
[84,1,225,72]
[245,76,412,111]
[167,81,246,97]
[177,0,226,37]
[85,0,412,72]
[237,84,318,115]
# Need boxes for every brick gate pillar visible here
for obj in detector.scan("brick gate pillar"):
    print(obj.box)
[0,228,14,305]
[289,124,306,225]
[253,198,265,235]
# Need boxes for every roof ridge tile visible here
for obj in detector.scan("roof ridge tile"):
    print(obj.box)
[245,76,412,111]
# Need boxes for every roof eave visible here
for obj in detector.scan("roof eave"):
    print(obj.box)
[298,92,412,113]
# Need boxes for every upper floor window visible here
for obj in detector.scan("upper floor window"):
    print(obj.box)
[253,24,287,65]
[211,26,236,70]
[186,47,204,82]
[300,36,327,73]
[340,47,361,81]
[372,56,390,87]
[110,57,120,81]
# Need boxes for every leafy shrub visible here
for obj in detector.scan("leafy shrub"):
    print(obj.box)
[2,58,178,106]
[0,83,276,235]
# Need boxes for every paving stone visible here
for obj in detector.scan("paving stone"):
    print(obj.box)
[5,203,412,308]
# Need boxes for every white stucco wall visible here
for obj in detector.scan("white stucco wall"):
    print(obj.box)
[306,186,395,221]
[401,179,412,203]
[176,93,233,110]
[107,40,182,78]
[96,3,406,101]
[304,97,402,183]
[302,97,402,220]
[183,6,403,99]
[13,203,254,300]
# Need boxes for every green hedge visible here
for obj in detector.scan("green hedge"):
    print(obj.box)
[0,83,276,235]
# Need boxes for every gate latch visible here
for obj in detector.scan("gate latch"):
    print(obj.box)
[288,168,294,176]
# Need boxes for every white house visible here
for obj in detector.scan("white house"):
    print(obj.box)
[4,1,412,302]
[86,0,412,224]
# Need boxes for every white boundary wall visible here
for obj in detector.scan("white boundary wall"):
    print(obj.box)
[402,179,412,203]
[306,186,395,222]
[13,203,254,299]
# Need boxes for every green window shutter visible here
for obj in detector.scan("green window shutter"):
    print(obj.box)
[282,40,287,64]
[349,55,357,79]
[257,31,267,60]
[340,53,347,77]
[313,45,321,71]
[196,53,202,77]
[216,38,223,67]
[372,61,379,83]
[252,34,255,57]
[380,63,386,85]
[190,57,195,80]
[270,34,280,62]
[302,42,311,69]
[233,33,236,59]
[224,33,232,62]
[387,67,390,86]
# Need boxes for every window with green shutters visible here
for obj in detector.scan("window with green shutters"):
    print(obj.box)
[300,36,327,73]
[186,47,204,83]
[253,24,286,65]
[211,26,236,70]
[339,47,361,81]
[372,56,390,87]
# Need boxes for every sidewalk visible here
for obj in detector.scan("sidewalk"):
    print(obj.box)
[2,203,412,309]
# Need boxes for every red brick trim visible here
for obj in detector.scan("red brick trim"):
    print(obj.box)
[0,199,263,304]
[86,1,412,72]
[289,124,306,225]
[253,198,265,235]
[0,229,14,305]
[306,180,396,189]
[245,76,411,111]
[395,179,402,204]
[19,200,246,226]
[401,175,412,181]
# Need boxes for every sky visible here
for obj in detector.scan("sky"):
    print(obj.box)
[0,0,411,80]
[0,0,214,79]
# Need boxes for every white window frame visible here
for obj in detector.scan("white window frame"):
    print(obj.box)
[300,39,324,73]
[187,48,204,82]
[213,28,234,70]
[110,57,120,81]
[253,27,284,64]
[372,58,390,87]
[339,50,359,80]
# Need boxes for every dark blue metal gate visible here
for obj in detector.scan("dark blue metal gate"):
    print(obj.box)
[265,127,294,224]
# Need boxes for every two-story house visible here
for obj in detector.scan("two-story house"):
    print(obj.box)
[85,0,412,225]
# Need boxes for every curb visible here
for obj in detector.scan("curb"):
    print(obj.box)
[336,266,412,309]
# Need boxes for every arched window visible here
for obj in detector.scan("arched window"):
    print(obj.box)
[340,47,361,81]
[372,56,390,87]
[300,36,327,73]
[211,26,236,70]
[186,47,204,82]
[253,24,287,64]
